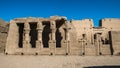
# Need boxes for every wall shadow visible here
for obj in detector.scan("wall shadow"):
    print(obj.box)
[42,22,50,48]
[56,28,62,47]
[17,23,24,48]
[29,23,37,48]
[55,20,64,48]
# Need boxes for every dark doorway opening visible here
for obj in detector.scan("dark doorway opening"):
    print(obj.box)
[17,23,24,48]
[56,28,62,47]
[56,20,64,48]
[42,22,50,48]
[29,23,37,48]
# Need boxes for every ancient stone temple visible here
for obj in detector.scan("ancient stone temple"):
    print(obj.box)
[5,16,120,55]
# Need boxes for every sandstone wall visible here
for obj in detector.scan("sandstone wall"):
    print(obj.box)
[110,31,120,55]
[0,19,8,53]
[4,16,120,56]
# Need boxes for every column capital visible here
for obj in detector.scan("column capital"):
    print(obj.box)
[50,21,56,30]
[37,21,43,30]
[24,22,30,30]
[50,20,56,23]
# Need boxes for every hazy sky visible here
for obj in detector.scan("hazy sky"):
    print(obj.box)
[0,0,120,26]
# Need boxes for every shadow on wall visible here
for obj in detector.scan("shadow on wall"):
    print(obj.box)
[42,22,50,48]
[29,23,37,48]
[84,65,120,68]
[56,28,62,47]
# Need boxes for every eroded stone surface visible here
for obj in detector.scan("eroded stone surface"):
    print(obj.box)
[0,19,8,53]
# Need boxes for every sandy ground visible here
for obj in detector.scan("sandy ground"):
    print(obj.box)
[0,53,120,68]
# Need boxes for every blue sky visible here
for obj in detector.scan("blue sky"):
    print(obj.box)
[0,0,120,26]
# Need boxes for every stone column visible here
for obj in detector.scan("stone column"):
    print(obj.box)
[23,22,31,53]
[65,28,70,55]
[36,21,43,49]
[49,21,56,55]
[66,28,70,41]
[95,34,101,55]
[51,21,56,40]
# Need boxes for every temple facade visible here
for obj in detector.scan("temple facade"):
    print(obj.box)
[5,16,120,55]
